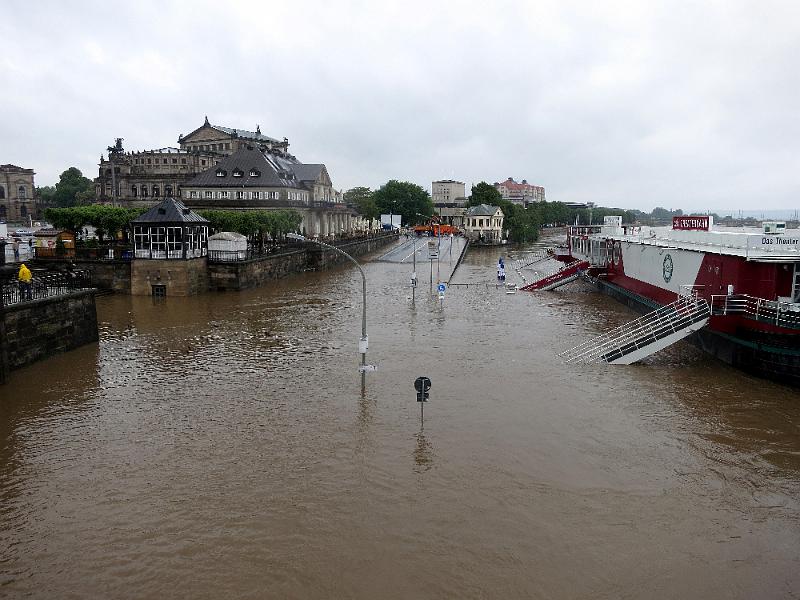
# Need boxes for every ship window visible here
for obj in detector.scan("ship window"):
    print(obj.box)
[216,169,226,177]
[233,169,243,177]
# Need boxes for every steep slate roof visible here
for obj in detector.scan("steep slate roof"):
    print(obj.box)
[182,145,329,191]
[290,164,324,182]
[466,204,502,217]
[212,124,280,144]
[184,146,304,189]
[131,197,209,224]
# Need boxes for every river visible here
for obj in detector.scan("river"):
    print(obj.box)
[1,233,799,598]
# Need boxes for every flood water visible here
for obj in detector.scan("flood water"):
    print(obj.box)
[2,233,800,599]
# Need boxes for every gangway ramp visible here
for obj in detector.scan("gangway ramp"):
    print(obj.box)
[519,259,590,291]
[559,296,711,365]
[511,247,555,271]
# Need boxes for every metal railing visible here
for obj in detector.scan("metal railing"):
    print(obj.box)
[710,294,800,330]
[207,244,304,262]
[34,246,134,261]
[512,247,555,271]
[1,270,93,307]
[560,296,711,364]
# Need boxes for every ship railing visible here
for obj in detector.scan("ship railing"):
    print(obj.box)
[524,258,582,279]
[559,296,711,364]
[679,284,706,298]
[512,247,556,271]
[710,294,800,330]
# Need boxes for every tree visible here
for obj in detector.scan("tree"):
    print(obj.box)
[198,209,302,245]
[344,187,378,220]
[372,180,433,226]
[37,185,56,206]
[52,168,94,208]
[467,182,502,207]
[43,206,145,240]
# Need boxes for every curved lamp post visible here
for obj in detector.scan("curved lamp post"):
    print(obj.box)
[287,233,371,386]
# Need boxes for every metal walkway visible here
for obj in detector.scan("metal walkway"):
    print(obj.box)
[519,259,590,291]
[559,296,711,364]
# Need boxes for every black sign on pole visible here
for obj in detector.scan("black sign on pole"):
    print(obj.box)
[414,376,431,402]
[414,376,431,423]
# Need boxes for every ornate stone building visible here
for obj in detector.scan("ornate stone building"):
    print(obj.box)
[95,138,218,209]
[181,145,358,238]
[0,164,37,223]
[178,116,289,157]
[94,118,354,237]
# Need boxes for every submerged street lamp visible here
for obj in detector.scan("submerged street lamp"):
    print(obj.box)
[287,233,373,385]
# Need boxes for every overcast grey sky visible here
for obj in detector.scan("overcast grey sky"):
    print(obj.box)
[2,0,799,213]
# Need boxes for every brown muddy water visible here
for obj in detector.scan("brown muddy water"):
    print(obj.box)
[2,235,799,599]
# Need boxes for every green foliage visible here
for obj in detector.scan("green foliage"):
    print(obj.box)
[344,187,378,220]
[43,206,145,240]
[52,167,94,207]
[198,209,303,243]
[37,185,56,205]
[466,182,502,208]
[467,182,540,243]
[372,180,433,225]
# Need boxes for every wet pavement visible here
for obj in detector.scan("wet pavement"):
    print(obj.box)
[1,232,799,599]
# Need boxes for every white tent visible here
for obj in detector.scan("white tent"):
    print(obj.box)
[208,231,247,259]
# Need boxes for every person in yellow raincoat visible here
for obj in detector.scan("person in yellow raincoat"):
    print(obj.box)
[18,263,32,300]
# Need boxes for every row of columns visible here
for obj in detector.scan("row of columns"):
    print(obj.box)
[302,210,365,238]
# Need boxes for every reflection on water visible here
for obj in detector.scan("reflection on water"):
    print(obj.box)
[1,234,800,598]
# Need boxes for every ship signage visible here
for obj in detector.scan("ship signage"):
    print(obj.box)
[759,236,800,246]
[673,216,711,231]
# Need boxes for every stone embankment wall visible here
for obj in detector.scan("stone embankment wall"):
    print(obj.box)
[208,250,307,291]
[30,234,399,294]
[306,233,398,271]
[209,233,398,291]
[131,258,209,296]
[0,291,98,384]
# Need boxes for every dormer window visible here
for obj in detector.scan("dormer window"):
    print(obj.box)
[232,169,244,177]
[249,169,260,177]
[216,169,226,177]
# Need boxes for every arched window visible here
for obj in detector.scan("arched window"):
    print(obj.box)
[165,185,173,197]
[131,186,138,197]
[141,186,148,197]
[20,205,28,217]
[18,186,26,199]
[153,186,160,197]
[0,186,5,199]
[0,205,6,219]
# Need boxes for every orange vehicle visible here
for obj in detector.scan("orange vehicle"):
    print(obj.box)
[412,223,460,236]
